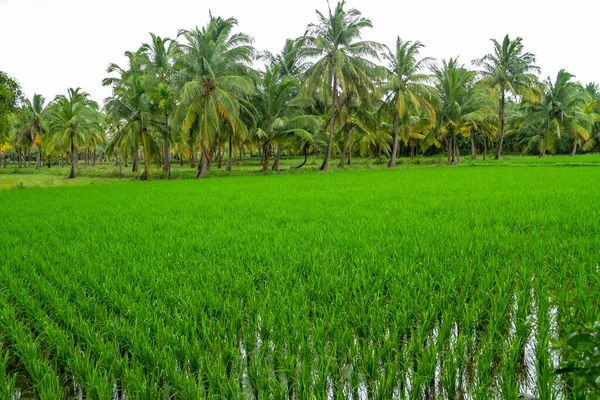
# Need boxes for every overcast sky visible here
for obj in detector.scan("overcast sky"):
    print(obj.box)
[1,0,598,104]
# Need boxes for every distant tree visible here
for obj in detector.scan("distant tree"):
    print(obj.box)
[381,37,437,167]
[15,94,47,169]
[141,33,178,176]
[104,53,163,181]
[46,88,103,179]
[473,35,540,159]
[253,65,319,172]
[521,70,592,157]
[433,59,495,164]
[0,71,21,142]
[302,0,381,172]
[174,15,255,178]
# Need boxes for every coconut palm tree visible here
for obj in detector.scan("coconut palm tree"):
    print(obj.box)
[174,15,255,178]
[141,33,178,176]
[45,88,103,179]
[473,35,541,159]
[382,37,437,167]
[302,0,381,172]
[253,65,319,172]
[337,93,377,167]
[433,59,495,164]
[104,60,162,181]
[16,94,47,169]
[521,70,592,158]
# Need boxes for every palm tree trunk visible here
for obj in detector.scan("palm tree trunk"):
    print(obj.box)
[18,148,22,169]
[295,144,308,169]
[447,137,452,164]
[483,135,487,161]
[540,136,547,158]
[410,139,415,159]
[320,75,338,172]
[338,124,350,168]
[261,142,270,172]
[388,111,400,168]
[189,140,196,169]
[347,128,353,165]
[570,141,577,157]
[197,149,209,179]
[226,137,233,171]
[36,144,41,169]
[495,90,505,160]
[455,134,460,163]
[132,151,139,172]
[68,134,76,179]
[93,149,96,166]
[118,151,123,179]
[163,113,170,173]
[471,132,477,159]
[272,143,282,171]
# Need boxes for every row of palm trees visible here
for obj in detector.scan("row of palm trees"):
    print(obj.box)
[3,1,600,179]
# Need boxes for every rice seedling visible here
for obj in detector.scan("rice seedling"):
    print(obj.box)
[0,165,599,398]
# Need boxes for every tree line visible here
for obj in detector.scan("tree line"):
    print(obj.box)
[1,1,599,179]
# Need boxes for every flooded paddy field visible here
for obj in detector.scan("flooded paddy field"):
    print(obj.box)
[0,166,598,399]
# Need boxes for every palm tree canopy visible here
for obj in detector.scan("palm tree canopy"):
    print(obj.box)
[473,34,541,102]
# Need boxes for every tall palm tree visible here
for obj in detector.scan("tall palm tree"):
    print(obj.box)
[15,94,47,169]
[302,0,381,172]
[104,58,162,181]
[522,70,592,158]
[473,35,540,159]
[141,33,178,175]
[433,59,495,164]
[337,93,377,167]
[253,65,319,172]
[262,38,311,79]
[382,37,437,167]
[174,15,255,178]
[45,88,103,179]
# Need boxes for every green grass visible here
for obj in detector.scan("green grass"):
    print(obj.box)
[2,153,600,190]
[0,165,599,398]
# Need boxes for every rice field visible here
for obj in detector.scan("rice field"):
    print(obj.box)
[0,165,599,399]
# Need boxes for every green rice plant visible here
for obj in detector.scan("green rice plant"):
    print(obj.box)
[0,165,599,397]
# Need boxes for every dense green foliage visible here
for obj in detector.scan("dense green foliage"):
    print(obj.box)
[1,166,599,398]
[3,1,600,179]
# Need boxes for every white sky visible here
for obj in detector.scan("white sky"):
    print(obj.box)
[1,0,598,104]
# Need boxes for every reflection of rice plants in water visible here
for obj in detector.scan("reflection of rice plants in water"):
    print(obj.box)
[0,166,599,399]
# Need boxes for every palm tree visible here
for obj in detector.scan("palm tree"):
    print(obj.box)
[174,15,255,178]
[337,93,377,167]
[522,70,592,158]
[582,83,600,153]
[253,65,319,172]
[382,37,437,167]
[141,33,178,176]
[262,38,311,79]
[302,0,381,172]
[16,94,47,169]
[104,58,162,181]
[45,88,103,179]
[433,59,495,164]
[473,35,540,159]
